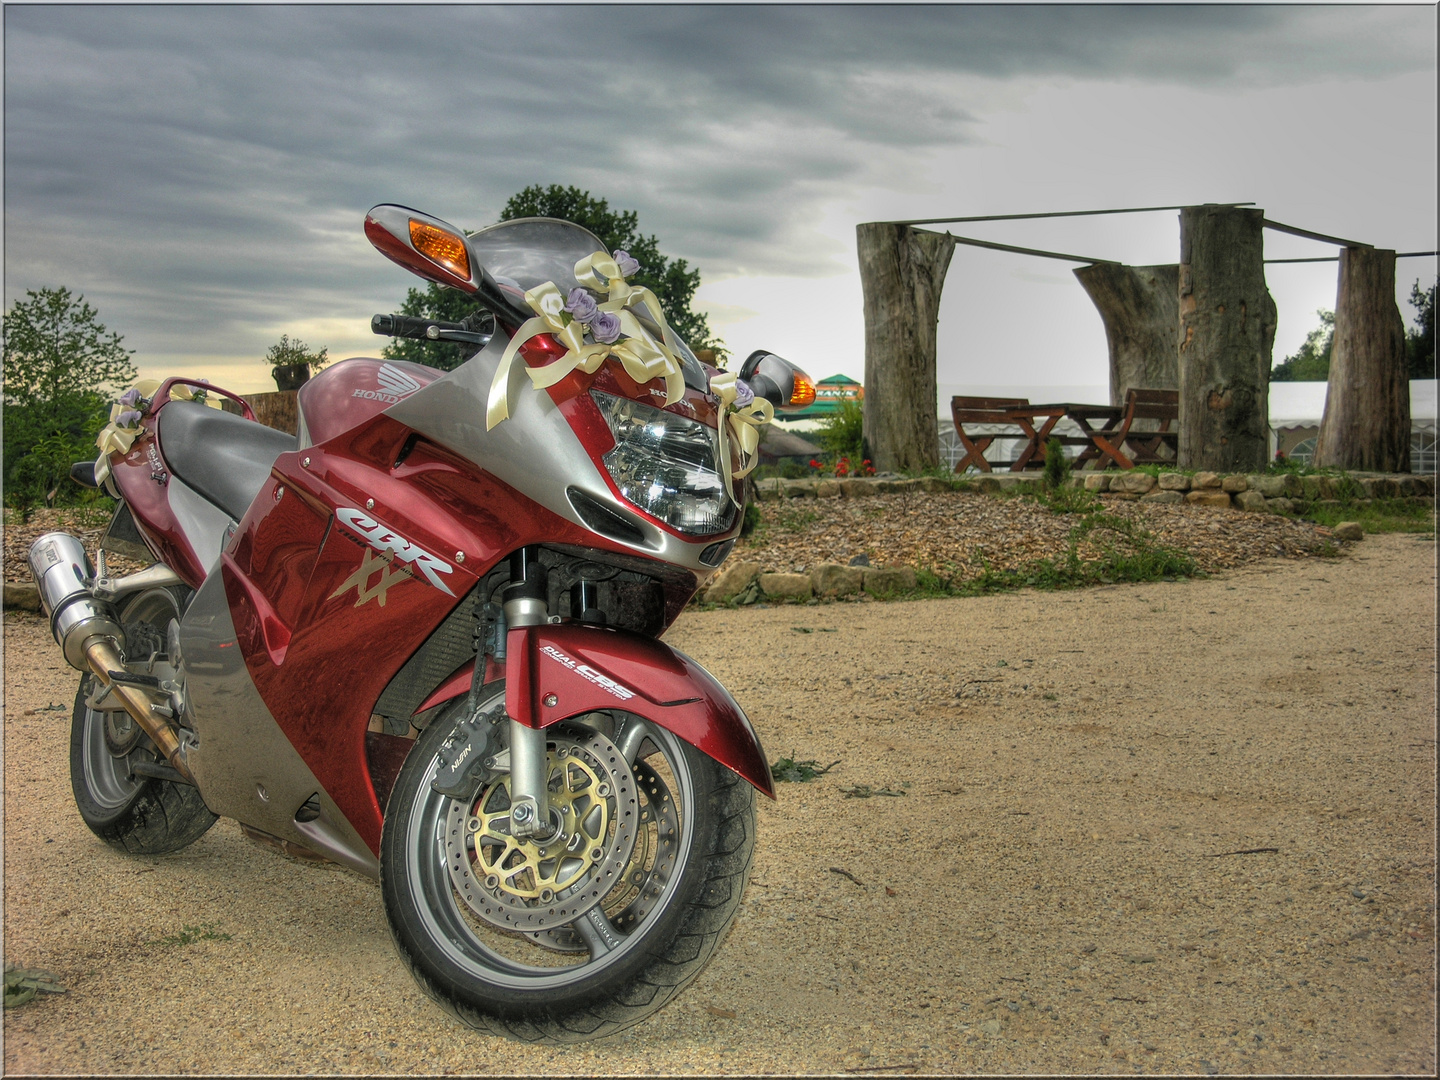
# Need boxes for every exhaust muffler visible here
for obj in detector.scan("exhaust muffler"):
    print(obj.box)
[27,533,194,784]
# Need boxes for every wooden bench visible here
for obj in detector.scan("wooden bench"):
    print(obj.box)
[950,396,1030,472]
[1077,388,1179,470]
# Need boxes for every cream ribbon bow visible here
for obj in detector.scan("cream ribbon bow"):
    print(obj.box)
[485,251,687,430]
[93,379,218,483]
[709,371,773,506]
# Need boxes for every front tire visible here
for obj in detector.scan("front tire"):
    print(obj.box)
[380,684,757,1043]
[69,585,217,855]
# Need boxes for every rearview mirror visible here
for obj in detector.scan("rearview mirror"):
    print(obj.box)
[738,351,816,412]
[365,204,484,294]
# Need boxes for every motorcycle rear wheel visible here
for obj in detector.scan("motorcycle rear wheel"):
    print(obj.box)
[69,585,217,855]
[380,684,756,1043]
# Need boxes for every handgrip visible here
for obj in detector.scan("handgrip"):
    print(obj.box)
[371,314,469,339]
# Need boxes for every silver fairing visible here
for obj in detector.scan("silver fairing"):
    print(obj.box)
[383,331,731,577]
[177,568,379,877]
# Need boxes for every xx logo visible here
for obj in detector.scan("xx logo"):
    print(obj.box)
[330,547,412,608]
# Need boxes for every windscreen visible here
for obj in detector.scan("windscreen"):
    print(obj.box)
[469,217,707,384]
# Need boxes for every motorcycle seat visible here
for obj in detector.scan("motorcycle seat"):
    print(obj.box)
[157,401,297,521]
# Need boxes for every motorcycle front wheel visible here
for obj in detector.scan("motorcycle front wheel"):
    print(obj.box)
[380,683,756,1043]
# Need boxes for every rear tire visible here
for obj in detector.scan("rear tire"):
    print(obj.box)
[380,686,757,1043]
[68,585,217,855]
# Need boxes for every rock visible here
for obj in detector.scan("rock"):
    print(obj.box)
[782,479,817,499]
[848,553,871,567]
[1083,474,1111,492]
[1234,490,1268,512]
[815,479,841,499]
[759,572,813,600]
[1399,475,1428,496]
[1157,472,1190,491]
[974,476,1001,494]
[3,581,41,613]
[979,1018,1003,1038]
[811,563,865,597]
[1266,497,1295,515]
[996,476,1024,492]
[1191,471,1222,489]
[703,560,761,604]
[1110,473,1156,495]
[1141,490,1183,504]
[1301,475,1324,500]
[1221,474,1248,493]
[1248,474,1299,498]
[871,479,904,494]
[1334,521,1364,542]
[838,479,876,499]
[920,476,953,493]
[1185,490,1232,508]
[863,567,917,595]
[754,477,785,501]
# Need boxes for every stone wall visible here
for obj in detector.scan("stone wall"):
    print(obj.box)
[752,471,1436,517]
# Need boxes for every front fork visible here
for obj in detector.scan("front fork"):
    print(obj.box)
[501,549,557,842]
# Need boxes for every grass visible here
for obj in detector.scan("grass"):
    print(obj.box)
[769,756,839,783]
[1301,497,1435,535]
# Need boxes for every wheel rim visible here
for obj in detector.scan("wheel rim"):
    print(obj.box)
[402,702,697,990]
[80,587,180,810]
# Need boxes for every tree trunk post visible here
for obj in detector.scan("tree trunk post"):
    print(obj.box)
[1177,206,1276,472]
[1073,262,1180,406]
[1313,247,1410,472]
[858,222,957,472]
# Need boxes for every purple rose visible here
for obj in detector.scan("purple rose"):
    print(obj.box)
[613,249,641,277]
[117,409,143,427]
[590,311,622,344]
[120,388,142,407]
[565,287,599,323]
[733,379,755,407]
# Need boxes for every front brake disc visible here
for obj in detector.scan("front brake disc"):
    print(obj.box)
[444,725,639,933]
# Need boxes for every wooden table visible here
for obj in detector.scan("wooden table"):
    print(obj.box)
[1004,403,1124,471]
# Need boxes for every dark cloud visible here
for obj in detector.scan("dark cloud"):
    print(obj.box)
[3,4,1432,369]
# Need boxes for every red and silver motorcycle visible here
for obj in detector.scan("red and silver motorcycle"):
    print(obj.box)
[27,206,814,1041]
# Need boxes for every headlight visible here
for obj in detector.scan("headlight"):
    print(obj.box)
[591,390,737,536]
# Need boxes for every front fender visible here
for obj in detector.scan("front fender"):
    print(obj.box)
[416,624,775,799]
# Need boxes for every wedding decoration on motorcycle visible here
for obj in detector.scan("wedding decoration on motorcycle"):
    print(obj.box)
[94,380,219,482]
[484,249,772,499]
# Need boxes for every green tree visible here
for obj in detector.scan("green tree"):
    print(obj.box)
[382,184,725,370]
[1405,278,1435,380]
[266,333,329,389]
[3,287,137,508]
[1270,309,1334,382]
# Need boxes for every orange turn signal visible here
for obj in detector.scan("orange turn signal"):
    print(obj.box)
[409,220,471,281]
[788,372,816,408]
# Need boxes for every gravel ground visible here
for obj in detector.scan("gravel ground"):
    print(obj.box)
[3,533,1435,1075]
[735,489,1333,580]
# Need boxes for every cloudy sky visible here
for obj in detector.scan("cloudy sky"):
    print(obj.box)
[4,3,1436,398]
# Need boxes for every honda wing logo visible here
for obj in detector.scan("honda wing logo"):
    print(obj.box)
[352,363,423,405]
[333,508,455,598]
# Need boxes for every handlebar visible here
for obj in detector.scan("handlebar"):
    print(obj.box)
[371,314,471,340]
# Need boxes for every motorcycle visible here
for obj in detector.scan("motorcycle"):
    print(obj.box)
[27,205,815,1042]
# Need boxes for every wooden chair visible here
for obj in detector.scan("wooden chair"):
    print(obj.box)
[950,396,1029,473]
[1080,388,1179,469]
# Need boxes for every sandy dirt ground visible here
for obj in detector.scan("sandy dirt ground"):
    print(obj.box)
[3,534,1435,1075]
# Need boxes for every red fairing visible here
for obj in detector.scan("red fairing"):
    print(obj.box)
[105,423,210,588]
[297,358,442,447]
[224,414,609,854]
[504,622,776,799]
